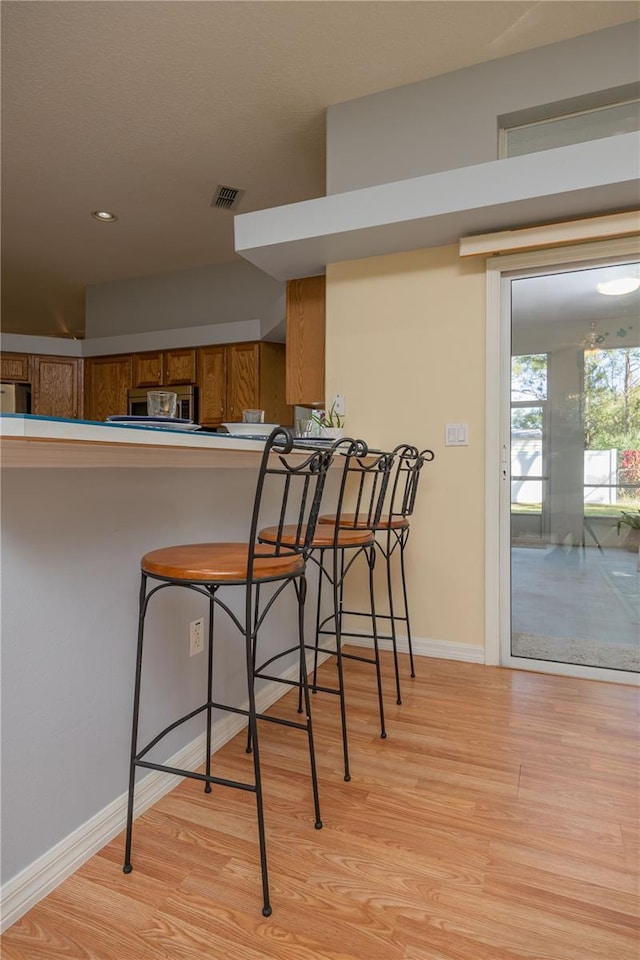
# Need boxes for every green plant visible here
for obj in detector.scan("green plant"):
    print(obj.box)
[311,401,344,430]
[615,509,640,534]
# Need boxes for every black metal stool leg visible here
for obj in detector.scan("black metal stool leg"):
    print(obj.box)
[399,534,416,678]
[311,558,324,692]
[367,547,387,739]
[244,591,271,917]
[297,575,322,829]
[204,591,215,792]
[295,576,304,715]
[383,535,402,705]
[246,584,261,754]
[333,548,351,782]
[123,573,149,875]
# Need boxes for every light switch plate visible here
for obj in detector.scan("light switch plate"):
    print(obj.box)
[445,423,469,446]
[332,394,346,417]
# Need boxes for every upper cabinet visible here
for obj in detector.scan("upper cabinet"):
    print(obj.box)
[84,355,132,422]
[1,352,81,418]
[198,341,291,427]
[1,352,30,383]
[3,340,290,426]
[32,356,81,419]
[132,349,196,387]
[197,345,226,426]
[286,276,325,406]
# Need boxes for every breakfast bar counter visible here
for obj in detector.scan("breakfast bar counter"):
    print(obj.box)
[0,414,272,468]
[1,413,320,924]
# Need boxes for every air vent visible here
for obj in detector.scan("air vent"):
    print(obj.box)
[211,185,245,211]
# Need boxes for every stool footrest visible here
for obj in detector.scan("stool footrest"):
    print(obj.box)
[337,628,407,643]
[255,712,310,731]
[339,609,409,625]
[309,683,341,697]
[342,651,377,666]
[254,671,301,689]
[255,645,300,675]
[136,699,250,762]
[134,759,256,793]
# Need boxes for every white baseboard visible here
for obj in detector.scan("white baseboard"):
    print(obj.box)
[342,633,485,664]
[0,652,329,933]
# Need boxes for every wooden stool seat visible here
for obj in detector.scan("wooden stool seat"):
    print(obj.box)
[259,524,374,550]
[141,542,305,583]
[318,513,409,531]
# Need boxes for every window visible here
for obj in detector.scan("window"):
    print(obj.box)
[500,97,640,159]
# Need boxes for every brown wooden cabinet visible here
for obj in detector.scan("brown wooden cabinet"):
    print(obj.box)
[1,352,30,383]
[197,341,291,427]
[132,349,196,388]
[197,345,226,425]
[84,355,132,422]
[286,275,325,406]
[227,342,291,425]
[32,356,81,419]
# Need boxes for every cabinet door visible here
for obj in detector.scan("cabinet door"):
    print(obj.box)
[257,343,293,426]
[197,346,226,425]
[32,356,80,419]
[132,352,163,388]
[164,349,196,385]
[226,343,258,422]
[1,353,30,383]
[286,276,325,405]
[84,356,132,422]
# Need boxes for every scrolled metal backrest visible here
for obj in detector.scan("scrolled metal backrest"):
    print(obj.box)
[387,444,435,521]
[248,427,335,574]
[332,437,395,536]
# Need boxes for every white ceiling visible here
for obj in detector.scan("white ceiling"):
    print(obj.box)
[2,0,638,339]
[512,261,640,352]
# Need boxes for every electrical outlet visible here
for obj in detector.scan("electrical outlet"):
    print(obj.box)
[189,617,205,656]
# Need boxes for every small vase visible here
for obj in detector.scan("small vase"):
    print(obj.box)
[320,427,344,440]
[623,527,640,553]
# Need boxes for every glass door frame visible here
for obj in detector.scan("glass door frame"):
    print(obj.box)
[484,236,640,685]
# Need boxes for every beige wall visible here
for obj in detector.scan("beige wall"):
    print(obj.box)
[326,244,486,650]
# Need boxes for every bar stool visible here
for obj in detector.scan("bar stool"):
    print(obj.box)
[319,444,434,705]
[123,428,334,917]
[259,439,395,782]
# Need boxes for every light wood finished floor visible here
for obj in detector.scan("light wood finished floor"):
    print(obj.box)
[2,653,639,960]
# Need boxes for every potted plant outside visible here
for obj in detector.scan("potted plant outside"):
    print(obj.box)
[615,509,640,553]
[311,402,344,440]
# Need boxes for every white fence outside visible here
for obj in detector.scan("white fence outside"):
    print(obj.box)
[511,433,618,505]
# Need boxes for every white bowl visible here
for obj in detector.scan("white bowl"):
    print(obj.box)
[221,422,281,438]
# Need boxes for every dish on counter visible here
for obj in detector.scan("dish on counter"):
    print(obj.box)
[220,422,280,438]
[290,437,336,446]
[105,415,201,432]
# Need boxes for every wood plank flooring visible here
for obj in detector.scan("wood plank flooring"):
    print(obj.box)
[2,653,638,960]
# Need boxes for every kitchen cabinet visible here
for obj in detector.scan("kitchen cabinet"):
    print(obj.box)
[132,349,196,388]
[84,355,132,422]
[197,345,226,425]
[285,275,325,406]
[227,342,291,425]
[197,341,291,427]
[32,356,81,419]
[1,352,30,383]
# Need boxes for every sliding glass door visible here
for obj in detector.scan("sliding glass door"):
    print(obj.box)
[494,247,640,680]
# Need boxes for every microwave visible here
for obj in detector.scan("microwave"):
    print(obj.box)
[128,386,197,421]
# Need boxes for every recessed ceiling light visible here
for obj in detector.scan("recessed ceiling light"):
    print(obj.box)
[91,210,117,222]
[596,277,640,296]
